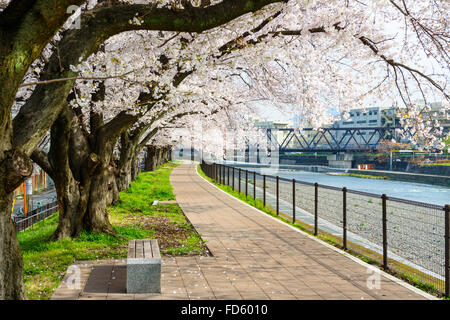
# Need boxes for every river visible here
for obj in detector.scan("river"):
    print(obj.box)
[236,166,450,206]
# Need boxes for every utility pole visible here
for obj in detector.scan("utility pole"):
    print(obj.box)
[389,151,393,171]
[26,178,33,214]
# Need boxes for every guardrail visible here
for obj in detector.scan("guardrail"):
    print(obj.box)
[13,201,58,232]
[200,162,450,297]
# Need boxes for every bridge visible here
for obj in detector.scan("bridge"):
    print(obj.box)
[264,126,449,153]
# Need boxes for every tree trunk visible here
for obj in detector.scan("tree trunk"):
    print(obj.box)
[144,145,172,171]
[156,148,163,168]
[0,189,26,299]
[84,165,117,235]
[41,106,92,239]
[33,106,127,239]
[0,146,32,300]
[131,151,139,181]
[145,146,157,171]
[106,161,120,206]
[51,174,89,239]
[117,132,136,191]
[117,158,132,191]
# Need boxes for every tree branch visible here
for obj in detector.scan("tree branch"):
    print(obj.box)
[30,149,53,178]
[12,0,284,156]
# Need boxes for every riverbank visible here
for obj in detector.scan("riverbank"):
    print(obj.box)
[345,168,450,187]
[327,172,390,180]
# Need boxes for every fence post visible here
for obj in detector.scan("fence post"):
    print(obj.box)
[228,166,230,186]
[232,167,235,190]
[314,182,318,236]
[276,176,279,216]
[253,171,256,199]
[381,194,388,270]
[263,175,266,207]
[292,179,296,224]
[343,187,347,250]
[245,170,248,198]
[238,168,241,193]
[445,204,450,297]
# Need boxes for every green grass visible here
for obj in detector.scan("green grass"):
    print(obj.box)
[18,215,127,300]
[19,162,207,300]
[334,172,390,180]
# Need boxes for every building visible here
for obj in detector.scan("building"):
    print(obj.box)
[331,106,401,147]
[253,119,291,149]
[419,102,450,127]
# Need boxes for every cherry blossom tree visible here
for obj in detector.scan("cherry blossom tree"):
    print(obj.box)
[0,0,286,299]
[0,0,448,300]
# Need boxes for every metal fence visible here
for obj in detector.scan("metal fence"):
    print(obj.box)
[200,162,450,297]
[13,201,58,232]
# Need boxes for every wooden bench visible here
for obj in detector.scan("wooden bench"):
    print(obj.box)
[126,239,161,293]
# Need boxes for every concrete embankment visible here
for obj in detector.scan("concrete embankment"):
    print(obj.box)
[406,163,450,176]
[223,162,330,172]
[344,168,450,187]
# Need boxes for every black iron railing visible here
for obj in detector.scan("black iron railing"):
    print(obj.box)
[200,162,450,297]
[13,201,58,232]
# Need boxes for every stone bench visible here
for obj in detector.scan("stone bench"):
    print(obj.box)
[126,239,161,293]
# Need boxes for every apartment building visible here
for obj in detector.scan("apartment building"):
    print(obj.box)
[331,106,400,147]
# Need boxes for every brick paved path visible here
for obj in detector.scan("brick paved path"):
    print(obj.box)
[51,163,435,300]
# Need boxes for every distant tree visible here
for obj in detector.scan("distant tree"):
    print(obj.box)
[444,137,450,154]
[375,140,410,163]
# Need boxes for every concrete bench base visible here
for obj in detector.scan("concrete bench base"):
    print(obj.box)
[126,239,161,293]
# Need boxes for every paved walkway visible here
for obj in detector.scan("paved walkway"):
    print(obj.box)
[51,163,434,300]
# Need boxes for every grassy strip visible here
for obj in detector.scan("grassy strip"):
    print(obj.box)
[330,172,390,180]
[197,164,444,299]
[19,162,207,300]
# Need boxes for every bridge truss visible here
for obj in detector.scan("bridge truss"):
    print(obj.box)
[264,126,448,153]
